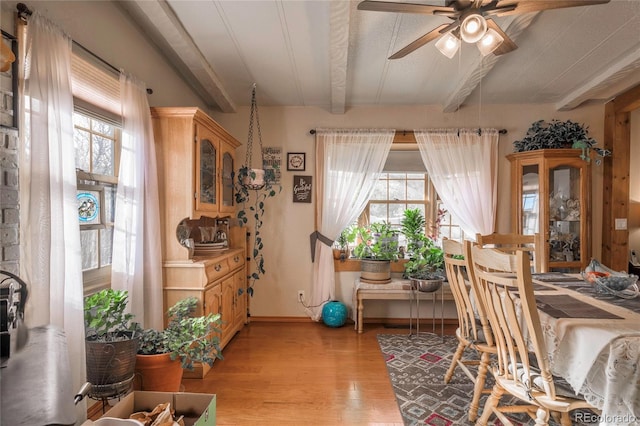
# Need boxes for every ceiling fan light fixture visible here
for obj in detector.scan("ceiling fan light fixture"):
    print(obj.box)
[477,28,504,56]
[435,31,460,59]
[460,13,487,43]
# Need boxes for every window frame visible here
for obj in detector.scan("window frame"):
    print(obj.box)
[74,110,122,295]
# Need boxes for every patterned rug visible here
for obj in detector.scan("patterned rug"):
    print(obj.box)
[377,333,594,426]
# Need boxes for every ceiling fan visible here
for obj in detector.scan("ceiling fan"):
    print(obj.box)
[357,0,610,59]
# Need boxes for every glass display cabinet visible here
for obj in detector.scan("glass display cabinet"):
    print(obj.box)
[507,149,591,272]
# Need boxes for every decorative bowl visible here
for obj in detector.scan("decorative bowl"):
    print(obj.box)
[594,274,638,292]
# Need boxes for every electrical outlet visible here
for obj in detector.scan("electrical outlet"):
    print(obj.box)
[297,290,305,303]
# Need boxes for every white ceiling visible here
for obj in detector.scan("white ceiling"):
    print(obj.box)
[119,0,640,114]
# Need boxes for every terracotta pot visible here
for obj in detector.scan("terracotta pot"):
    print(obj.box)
[134,353,183,392]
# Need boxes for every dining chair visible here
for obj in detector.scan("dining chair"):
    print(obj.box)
[471,245,596,426]
[475,232,546,272]
[442,239,496,422]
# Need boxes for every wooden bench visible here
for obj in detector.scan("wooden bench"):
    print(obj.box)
[352,278,454,333]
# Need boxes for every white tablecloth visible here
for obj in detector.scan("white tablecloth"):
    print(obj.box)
[531,279,640,425]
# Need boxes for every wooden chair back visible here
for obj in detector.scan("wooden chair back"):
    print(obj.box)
[470,246,556,401]
[443,239,493,346]
[475,232,545,272]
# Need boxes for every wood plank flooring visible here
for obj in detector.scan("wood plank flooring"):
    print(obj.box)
[181,320,456,426]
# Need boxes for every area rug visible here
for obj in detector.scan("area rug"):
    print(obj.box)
[377,333,593,426]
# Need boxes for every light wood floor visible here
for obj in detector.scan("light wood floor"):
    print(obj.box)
[181,320,456,426]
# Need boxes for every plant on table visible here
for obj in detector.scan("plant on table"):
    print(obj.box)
[353,221,400,261]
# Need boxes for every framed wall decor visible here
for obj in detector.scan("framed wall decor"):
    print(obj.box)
[287,152,305,171]
[293,175,312,203]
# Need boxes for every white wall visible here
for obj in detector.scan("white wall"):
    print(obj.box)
[210,103,605,318]
[2,0,615,320]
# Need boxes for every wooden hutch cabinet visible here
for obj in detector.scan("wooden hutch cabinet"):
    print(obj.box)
[507,149,591,272]
[151,107,247,378]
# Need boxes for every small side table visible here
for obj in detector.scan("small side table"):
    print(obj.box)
[408,280,444,338]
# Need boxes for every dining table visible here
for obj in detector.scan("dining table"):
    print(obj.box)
[525,272,640,426]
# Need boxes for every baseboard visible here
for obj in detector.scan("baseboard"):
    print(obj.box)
[250,316,320,323]
[248,316,457,326]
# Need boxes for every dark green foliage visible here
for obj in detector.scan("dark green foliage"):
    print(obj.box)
[234,166,282,295]
[513,119,597,152]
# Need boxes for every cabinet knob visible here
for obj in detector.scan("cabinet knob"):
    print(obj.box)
[215,264,222,272]
[234,256,240,262]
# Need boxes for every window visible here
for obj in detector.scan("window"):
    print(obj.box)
[354,149,465,249]
[74,111,121,293]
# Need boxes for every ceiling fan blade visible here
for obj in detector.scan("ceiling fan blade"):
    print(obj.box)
[485,18,517,56]
[493,0,610,16]
[357,0,456,16]
[389,23,452,59]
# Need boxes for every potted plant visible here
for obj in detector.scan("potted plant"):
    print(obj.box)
[513,119,597,155]
[235,166,282,297]
[404,235,445,292]
[401,208,426,257]
[333,225,356,260]
[84,289,140,398]
[353,222,400,284]
[135,297,223,391]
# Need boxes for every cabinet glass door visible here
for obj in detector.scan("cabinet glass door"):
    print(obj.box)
[548,165,581,266]
[196,138,217,211]
[222,152,234,209]
[521,164,539,235]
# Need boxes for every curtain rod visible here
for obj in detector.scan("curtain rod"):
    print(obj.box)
[309,128,507,135]
[16,2,153,95]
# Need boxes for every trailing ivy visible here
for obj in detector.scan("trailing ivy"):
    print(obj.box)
[234,166,282,296]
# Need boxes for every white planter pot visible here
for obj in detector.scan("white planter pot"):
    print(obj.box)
[242,168,265,190]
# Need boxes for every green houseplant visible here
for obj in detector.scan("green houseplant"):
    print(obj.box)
[333,225,357,260]
[401,208,427,256]
[353,222,400,284]
[404,235,445,292]
[235,166,282,296]
[84,289,140,398]
[135,296,223,391]
[513,119,597,154]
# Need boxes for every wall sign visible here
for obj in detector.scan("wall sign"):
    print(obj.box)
[287,152,305,171]
[293,175,312,203]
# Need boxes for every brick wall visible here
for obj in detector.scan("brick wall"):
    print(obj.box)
[0,127,19,274]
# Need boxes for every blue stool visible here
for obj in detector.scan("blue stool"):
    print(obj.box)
[322,300,348,327]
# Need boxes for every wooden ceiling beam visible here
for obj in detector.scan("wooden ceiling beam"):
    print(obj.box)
[613,83,640,113]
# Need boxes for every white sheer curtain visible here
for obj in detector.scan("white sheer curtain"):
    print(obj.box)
[111,72,163,330]
[19,11,87,419]
[308,129,394,320]
[414,129,499,237]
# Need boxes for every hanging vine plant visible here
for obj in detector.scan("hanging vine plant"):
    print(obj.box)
[513,119,597,152]
[235,84,282,296]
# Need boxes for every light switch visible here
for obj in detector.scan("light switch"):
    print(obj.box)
[615,218,628,230]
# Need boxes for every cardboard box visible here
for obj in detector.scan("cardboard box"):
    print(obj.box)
[102,392,216,426]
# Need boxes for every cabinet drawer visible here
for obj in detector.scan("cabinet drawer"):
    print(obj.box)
[205,259,230,282]
[228,252,245,269]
